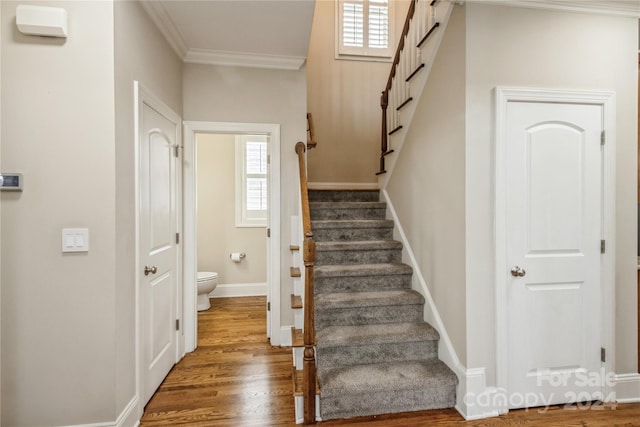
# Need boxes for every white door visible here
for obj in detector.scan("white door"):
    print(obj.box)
[505,101,603,408]
[138,84,181,406]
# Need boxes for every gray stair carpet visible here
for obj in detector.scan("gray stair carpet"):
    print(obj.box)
[310,189,458,421]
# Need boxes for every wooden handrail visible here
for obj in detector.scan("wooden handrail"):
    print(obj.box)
[307,113,317,149]
[295,141,317,424]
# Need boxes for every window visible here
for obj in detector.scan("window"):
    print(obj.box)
[336,0,394,60]
[236,135,268,227]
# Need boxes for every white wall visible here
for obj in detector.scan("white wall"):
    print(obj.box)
[196,134,267,284]
[1,1,116,425]
[114,0,183,420]
[386,5,467,363]
[464,3,638,382]
[183,63,307,327]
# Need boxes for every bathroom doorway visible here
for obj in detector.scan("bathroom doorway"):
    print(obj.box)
[183,121,281,352]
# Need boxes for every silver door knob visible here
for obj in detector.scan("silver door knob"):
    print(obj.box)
[510,266,526,277]
[144,265,157,276]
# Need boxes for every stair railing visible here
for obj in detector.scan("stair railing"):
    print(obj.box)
[295,141,317,424]
[307,113,317,149]
[378,0,439,175]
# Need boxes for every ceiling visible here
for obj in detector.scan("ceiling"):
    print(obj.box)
[141,0,638,71]
[140,0,317,70]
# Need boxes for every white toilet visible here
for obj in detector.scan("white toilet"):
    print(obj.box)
[197,271,218,311]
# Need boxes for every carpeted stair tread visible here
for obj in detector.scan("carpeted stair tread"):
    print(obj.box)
[316,240,402,251]
[310,201,388,220]
[309,190,380,202]
[316,290,424,310]
[311,219,394,229]
[319,359,458,395]
[315,263,412,278]
[316,322,439,347]
[310,201,387,209]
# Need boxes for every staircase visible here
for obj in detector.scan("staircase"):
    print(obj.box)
[309,189,457,421]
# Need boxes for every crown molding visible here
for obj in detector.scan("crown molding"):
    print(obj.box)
[462,0,640,17]
[184,49,307,70]
[139,0,188,60]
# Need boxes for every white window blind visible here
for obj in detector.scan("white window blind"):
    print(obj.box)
[337,0,393,59]
[236,135,268,227]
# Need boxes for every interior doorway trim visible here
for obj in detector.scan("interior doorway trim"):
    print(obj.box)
[183,121,281,352]
[494,86,616,412]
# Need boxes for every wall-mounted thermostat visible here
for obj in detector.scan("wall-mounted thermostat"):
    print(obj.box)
[0,173,23,191]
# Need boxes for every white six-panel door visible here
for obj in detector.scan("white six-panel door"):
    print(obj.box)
[504,99,604,408]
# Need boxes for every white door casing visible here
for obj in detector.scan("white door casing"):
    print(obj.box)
[135,82,183,407]
[495,87,616,412]
[182,121,281,352]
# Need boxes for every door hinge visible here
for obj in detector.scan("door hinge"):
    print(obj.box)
[267,154,271,164]
[176,319,180,331]
[267,301,271,311]
[600,239,605,254]
[601,347,606,363]
[176,233,180,244]
[174,145,180,157]
[600,130,605,146]
[267,228,271,238]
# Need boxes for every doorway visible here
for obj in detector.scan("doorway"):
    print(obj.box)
[495,87,616,411]
[183,121,281,352]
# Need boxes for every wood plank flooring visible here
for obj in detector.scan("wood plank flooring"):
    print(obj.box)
[141,296,640,426]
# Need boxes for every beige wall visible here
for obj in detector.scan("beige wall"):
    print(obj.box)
[183,63,307,326]
[464,3,638,381]
[1,1,116,425]
[0,1,182,425]
[196,134,267,284]
[386,5,467,364]
[114,0,183,419]
[384,2,638,385]
[306,0,410,184]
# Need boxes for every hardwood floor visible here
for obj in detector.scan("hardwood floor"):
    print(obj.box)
[141,296,640,426]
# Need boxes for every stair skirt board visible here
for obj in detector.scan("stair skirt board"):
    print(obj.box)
[301,189,458,422]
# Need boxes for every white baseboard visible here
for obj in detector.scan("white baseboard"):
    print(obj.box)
[57,395,140,427]
[455,368,504,420]
[307,182,379,190]
[615,373,640,403]
[210,282,267,298]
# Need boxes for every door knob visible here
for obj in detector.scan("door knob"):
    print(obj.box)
[144,265,157,276]
[510,266,526,277]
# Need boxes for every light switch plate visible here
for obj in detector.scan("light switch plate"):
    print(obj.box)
[62,228,89,253]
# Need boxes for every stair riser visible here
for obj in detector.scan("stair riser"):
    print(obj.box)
[316,304,423,329]
[309,190,379,203]
[313,227,393,242]
[319,385,457,421]
[310,207,386,220]
[315,274,412,294]
[316,248,401,265]
[317,341,437,369]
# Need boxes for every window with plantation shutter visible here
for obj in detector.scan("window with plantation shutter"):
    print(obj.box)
[236,135,268,227]
[337,0,394,60]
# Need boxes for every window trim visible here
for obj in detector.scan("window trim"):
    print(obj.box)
[235,135,268,228]
[335,0,395,62]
